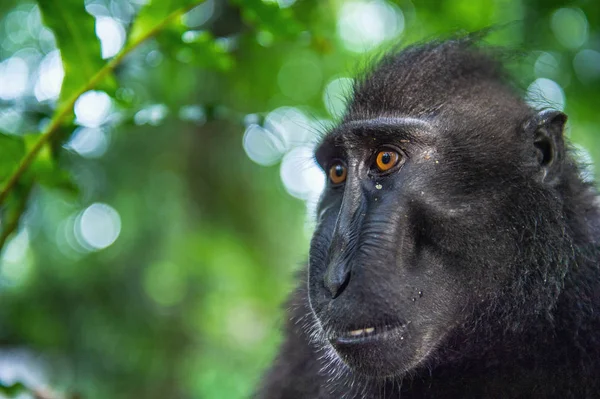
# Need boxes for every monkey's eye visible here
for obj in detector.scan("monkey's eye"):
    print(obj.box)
[328,162,347,185]
[375,150,401,172]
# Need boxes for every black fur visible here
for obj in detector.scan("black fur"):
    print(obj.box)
[257,38,600,398]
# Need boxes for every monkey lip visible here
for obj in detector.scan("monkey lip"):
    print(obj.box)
[329,323,408,345]
[325,320,416,377]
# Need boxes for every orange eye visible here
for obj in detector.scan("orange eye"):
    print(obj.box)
[375,150,400,172]
[329,163,347,184]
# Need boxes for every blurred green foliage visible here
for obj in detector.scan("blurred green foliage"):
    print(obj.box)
[0,0,598,398]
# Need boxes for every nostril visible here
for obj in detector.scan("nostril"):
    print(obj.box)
[324,263,351,299]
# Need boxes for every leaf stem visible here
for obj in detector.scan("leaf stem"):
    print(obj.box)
[0,1,204,205]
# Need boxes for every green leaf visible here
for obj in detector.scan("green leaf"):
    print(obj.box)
[0,381,27,397]
[37,0,116,105]
[0,133,25,185]
[0,180,32,257]
[158,29,234,71]
[23,134,78,196]
[231,0,303,38]
[129,0,202,44]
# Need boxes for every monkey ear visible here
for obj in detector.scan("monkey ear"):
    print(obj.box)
[532,110,567,183]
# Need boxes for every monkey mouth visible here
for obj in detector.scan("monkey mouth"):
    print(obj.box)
[324,321,417,377]
[328,322,409,345]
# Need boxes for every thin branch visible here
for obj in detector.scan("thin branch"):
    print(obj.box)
[0,1,204,205]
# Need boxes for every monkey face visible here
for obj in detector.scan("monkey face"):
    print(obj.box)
[306,113,565,377]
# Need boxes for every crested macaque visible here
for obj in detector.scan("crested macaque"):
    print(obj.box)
[257,38,600,398]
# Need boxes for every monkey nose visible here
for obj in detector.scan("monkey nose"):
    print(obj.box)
[324,261,351,299]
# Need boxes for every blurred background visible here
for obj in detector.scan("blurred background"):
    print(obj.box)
[0,0,598,398]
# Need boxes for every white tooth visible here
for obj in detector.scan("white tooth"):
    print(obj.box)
[364,327,375,334]
[349,329,364,336]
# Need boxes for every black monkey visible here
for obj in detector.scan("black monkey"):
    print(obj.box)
[257,39,600,398]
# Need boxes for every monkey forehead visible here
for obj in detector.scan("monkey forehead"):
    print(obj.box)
[343,40,533,132]
[323,116,436,147]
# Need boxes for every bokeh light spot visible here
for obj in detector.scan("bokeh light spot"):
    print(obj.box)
[243,106,316,166]
[226,304,267,347]
[179,105,207,124]
[323,77,353,119]
[261,0,297,9]
[134,104,169,126]
[145,50,164,67]
[75,203,121,251]
[533,52,560,80]
[337,0,404,53]
[526,78,565,111]
[256,30,274,47]
[1,230,32,286]
[573,49,600,84]
[6,9,31,45]
[0,349,47,390]
[264,107,313,149]
[95,17,126,59]
[74,91,112,128]
[56,214,87,259]
[183,0,216,27]
[182,30,201,43]
[551,8,588,49]
[243,124,284,166]
[143,261,186,307]
[0,57,29,100]
[34,50,64,102]
[0,108,23,135]
[280,146,325,200]
[65,127,109,158]
[38,26,57,54]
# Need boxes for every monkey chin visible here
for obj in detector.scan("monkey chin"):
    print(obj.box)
[328,323,424,378]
